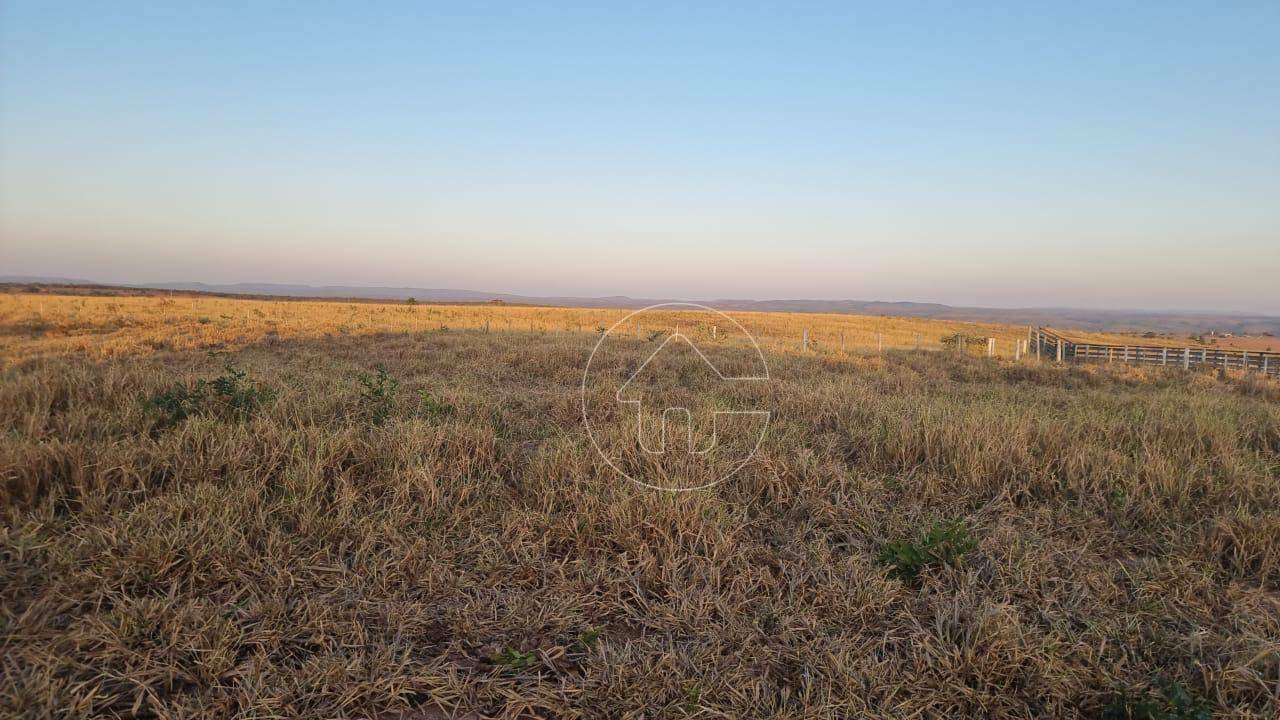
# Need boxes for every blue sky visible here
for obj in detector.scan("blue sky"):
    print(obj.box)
[2,2,1278,312]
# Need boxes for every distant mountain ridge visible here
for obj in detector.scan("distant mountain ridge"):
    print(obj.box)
[4,276,1278,336]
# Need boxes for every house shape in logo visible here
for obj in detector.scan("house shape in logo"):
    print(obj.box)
[615,332,768,455]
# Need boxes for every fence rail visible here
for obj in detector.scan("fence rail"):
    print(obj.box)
[1028,327,1279,377]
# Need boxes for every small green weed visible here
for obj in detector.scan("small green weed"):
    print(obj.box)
[493,647,536,670]
[683,685,703,712]
[418,389,455,422]
[571,627,600,653]
[878,519,976,581]
[1102,678,1211,720]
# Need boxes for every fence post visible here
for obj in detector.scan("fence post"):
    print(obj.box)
[987,338,995,357]
[1243,351,1249,372]
[1057,338,1064,363]
[877,333,883,353]
[1015,340,1022,361]
[1265,356,1270,376]
[803,328,809,351]
[712,325,717,340]
[1183,348,1189,370]
[1161,348,1167,366]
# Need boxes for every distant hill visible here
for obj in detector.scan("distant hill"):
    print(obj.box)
[4,276,1278,336]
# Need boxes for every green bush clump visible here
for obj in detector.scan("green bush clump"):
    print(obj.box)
[210,362,276,417]
[145,383,207,429]
[144,362,274,429]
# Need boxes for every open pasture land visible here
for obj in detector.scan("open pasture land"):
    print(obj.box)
[2,292,1280,718]
[0,291,1027,366]
[1205,336,1280,354]
[1052,327,1279,354]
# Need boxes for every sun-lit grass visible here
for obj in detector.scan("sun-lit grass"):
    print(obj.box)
[0,291,1030,366]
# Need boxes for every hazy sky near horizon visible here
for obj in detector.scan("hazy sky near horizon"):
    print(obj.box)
[2,2,1278,313]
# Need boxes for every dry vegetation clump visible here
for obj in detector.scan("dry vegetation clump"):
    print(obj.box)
[2,296,1279,718]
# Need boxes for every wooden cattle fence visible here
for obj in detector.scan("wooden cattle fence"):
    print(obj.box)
[1028,327,1279,377]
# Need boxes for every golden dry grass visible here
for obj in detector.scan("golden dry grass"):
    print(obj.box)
[0,292,1027,367]
[2,291,1279,718]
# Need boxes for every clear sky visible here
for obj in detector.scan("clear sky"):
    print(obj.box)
[2,2,1278,312]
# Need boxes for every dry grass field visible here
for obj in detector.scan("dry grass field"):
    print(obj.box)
[3,291,1280,718]
[0,291,1027,367]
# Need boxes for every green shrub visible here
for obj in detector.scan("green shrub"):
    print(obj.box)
[145,382,207,429]
[357,366,399,426]
[878,519,976,581]
[210,362,275,417]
